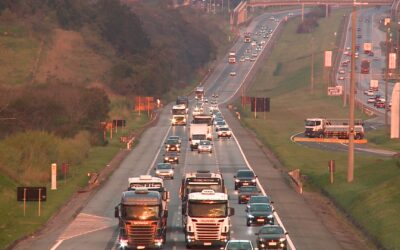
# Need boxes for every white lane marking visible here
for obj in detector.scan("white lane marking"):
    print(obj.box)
[146,125,172,175]
[50,240,64,250]
[229,130,296,250]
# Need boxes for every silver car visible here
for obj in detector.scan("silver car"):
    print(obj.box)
[197,140,213,154]
[154,163,174,179]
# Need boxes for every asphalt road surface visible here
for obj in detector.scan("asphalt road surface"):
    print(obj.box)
[15,11,347,250]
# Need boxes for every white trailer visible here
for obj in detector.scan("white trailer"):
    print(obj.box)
[189,124,209,150]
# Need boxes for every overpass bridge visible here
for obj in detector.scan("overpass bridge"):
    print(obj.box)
[231,0,396,27]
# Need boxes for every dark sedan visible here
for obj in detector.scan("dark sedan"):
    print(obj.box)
[234,169,257,190]
[238,186,261,204]
[246,203,274,226]
[256,225,288,250]
[165,139,181,152]
[163,151,179,164]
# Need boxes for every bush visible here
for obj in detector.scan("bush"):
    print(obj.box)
[0,130,91,185]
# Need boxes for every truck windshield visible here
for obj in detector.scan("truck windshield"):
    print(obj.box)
[305,120,318,126]
[188,201,227,218]
[186,184,223,195]
[172,109,186,115]
[122,205,160,220]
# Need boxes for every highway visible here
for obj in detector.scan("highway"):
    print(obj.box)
[15,11,348,250]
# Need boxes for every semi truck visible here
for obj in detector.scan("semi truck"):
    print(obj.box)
[115,189,169,249]
[304,118,364,140]
[361,60,370,74]
[189,123,210,150]
[228,51,236,64]
[183,189,234,248]
[171,104,187,126]
[195,87,204,100]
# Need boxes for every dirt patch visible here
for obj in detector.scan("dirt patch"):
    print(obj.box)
[35,29,110,84]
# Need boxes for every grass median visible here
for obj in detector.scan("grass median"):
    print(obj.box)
[238,9,400,249]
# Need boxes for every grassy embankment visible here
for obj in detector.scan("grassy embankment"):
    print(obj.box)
[239,10,400,249]
[0,10,233,249]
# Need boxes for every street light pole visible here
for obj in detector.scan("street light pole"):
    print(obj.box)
[347,1,357,183]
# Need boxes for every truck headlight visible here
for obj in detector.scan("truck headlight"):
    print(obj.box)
[156,170,160,174]
[247,214,254,218]
[267,214,274,218]
[120,239,128,248]
[251,179,256,182]
[279,238,286,242]
[172,119,176,123]
[164,157,168,160]
[235,179,240,182]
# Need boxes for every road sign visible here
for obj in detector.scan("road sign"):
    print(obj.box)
[17,187,47,201]
[327,86,343,96]
[250,97,270,112]
[324,51,332,67]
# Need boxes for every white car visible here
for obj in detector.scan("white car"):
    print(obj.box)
[230,71,237,76]
[197,140,213,154]
[224,240,254,250]
[154,163,174,179]
[338,76,345,80]
[367,98,376,104]
[364,90,374,96]
[240,57,245,62]
[339,69,345,74]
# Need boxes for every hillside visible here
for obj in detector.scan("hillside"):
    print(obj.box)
[0,1,232,248]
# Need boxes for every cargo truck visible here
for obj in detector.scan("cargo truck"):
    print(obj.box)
[115,189,169,249]
[189,123,210,150]
[195,87,204,100]
[370,80,379,91]
[171,104,187,126]
[363,42,372,54]
[304,118,364,140]
[361,60,370,74]
[183,189,234,248]
[176,96,189,108]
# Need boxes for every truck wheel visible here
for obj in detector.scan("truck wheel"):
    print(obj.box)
[191,148,193,151]
[246,220,251,226]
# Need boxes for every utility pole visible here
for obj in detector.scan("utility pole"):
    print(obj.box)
[310,36,315,94]
[385,26,392,130]
[347,1,357,183]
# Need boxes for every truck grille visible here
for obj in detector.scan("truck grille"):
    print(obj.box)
[195,222,220,240]
[126,224,156,246]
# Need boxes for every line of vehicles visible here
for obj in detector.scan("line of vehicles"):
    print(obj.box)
[114,81,289,249]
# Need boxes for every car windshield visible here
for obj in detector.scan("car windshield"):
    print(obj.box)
[240,187,258,192]
[250,196,270,204]
[200,140,210,145]
[226,241,252,249]
[217,121,226,126]
[166,139,179,144]
[250,204,272,212]
[219,127,229,131]
[122,205,160,220]
[305,120,318,126]
[157,164,171,170]
[237,171,255,178]
[169,136,180,141]
[188,201,227,218]
[166,152,177,156]
[259,226,284,235]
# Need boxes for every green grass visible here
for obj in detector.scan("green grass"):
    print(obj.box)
[0,23,40,85]
[239,9,400,249]
[0,111,150,249]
